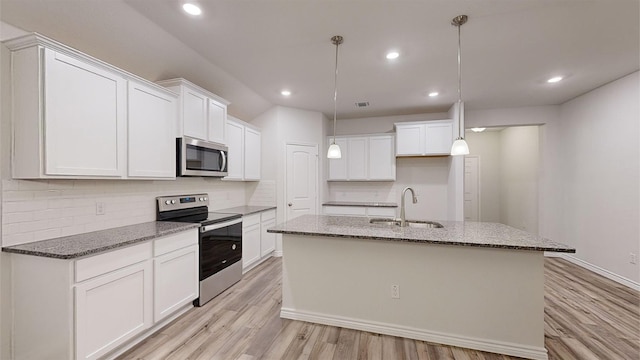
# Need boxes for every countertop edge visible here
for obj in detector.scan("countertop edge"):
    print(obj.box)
[215,205,277,216]
[268,228,576,253]
[322,202,398,208]
[2,222,200,259]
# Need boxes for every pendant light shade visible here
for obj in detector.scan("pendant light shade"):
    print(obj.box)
[327,35,343,159]
[450,15,470,156]
[327,143,342,158]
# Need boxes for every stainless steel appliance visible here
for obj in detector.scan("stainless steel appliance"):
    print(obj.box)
[157,194,242,306]
[177,136,228,177]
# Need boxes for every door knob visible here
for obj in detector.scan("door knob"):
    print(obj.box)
[288,203,293,207]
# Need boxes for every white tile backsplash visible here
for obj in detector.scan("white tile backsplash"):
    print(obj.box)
[1,177,249,246]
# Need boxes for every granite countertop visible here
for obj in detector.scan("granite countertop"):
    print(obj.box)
[2,221,199,259]
[267,215,575,253]
[322,201,398,208]
[214,205,277,216]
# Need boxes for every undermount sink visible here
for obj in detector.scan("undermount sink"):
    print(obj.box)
[369,218,444,228]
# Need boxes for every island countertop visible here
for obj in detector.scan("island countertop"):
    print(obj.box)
[268,215,575,253]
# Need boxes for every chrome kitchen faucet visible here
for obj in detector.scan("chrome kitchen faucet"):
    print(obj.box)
[400,187,418,227]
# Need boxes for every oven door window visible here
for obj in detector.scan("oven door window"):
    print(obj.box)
[200,222,242,280]
[186,144,224,172]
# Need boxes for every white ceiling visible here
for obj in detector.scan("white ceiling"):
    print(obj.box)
[1,0,638,121]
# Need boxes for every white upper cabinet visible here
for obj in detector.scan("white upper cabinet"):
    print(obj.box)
[208,98,227,145]
[347,137,368,180]
[6,33,178,180]
[127,80,177,179]
[369,135,396,180]
[156,78,229,145]
[328,134,396,181]
[225,116,261,181]
[395,120,453,156]
[244,127,261,181]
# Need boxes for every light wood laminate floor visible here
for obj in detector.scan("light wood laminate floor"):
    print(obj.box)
[118,257,639,360]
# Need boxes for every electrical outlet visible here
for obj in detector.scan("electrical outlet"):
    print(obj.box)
[391,284,400,299]
[630,253,637,265]
[96,202,106,215]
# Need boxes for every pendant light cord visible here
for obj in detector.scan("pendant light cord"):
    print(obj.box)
[332,36,342,144]
[457,22,462,139]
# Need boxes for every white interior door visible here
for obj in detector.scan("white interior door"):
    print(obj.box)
[464,156,480,221]
[286,144,318,221]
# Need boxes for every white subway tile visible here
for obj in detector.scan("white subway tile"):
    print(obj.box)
[2,180,20,191]
[33,228,62,242]
[2,232,35,247]
[29,219,53,233]
[48,199,75,209]
[73,214,97,226]
[3,191,34,201]
[2,223,23,235]
[18,180,50,191]
[3,212,34,224]
[60,225,85,237]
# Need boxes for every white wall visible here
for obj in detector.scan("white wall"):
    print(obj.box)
[499,126,539,234]
[557,72,639,284]
[465,131,501,222]
[251,105,326,253]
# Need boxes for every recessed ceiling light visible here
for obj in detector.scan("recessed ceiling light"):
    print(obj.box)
[386,51,399,60]
[471,128,486,132]
[428,92,439,97]
[547,76,563,83]
[182,3,202,16]
[281,90,291,96]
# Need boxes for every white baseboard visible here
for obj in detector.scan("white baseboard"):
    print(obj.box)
[274,250,283,257]
[280,308,548,360]
[550,253,640,291]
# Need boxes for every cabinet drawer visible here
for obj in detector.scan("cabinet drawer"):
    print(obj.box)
[154,229,198,257]
[261,209,276,221]
[243,213,261,227]
[75,242,152,283]
[323,206,367,216]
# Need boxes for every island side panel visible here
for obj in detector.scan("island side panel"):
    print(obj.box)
[281,234,547,360]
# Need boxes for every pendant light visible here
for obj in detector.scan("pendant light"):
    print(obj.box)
[450,15,470,156]
[327,35,343,159]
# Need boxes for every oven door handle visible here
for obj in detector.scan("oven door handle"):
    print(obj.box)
[201,218,242,233]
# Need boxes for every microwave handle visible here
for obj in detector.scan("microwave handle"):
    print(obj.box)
[220,150,227,172]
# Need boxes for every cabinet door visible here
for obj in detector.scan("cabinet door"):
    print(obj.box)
[128,80,177,178]
[182,88,208,140]
[207,98,226,144]
[154,245,198,322]
[260,211,277,257]
[327,137,348,180]
[225,120,245,180]
[368,135,396,180]
[395,124,425,156]
[242,216,262,271]
[75,260,152,360]
[244,127,261,181]
[348,137,368,180]
[425,122,453,154]
[44,49,126,177]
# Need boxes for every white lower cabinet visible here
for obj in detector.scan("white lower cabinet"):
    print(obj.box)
[75,259,153,360]
[242,214,262,271]
[242,209,277,272]
[10,229,198,360]
[153,244,199,322]
[260,210,277,257]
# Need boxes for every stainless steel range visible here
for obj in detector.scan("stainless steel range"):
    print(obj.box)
[157,194,242,306]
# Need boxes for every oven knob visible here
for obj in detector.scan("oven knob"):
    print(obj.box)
[171,200,176,204]
[232,244,236,250]
[199,197,204,201]
[164,200,171,205]
[204,197,208,201]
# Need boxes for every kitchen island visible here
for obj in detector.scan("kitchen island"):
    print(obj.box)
[268,215,575,360]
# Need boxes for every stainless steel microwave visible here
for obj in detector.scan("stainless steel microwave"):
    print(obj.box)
[177,136,228,177]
